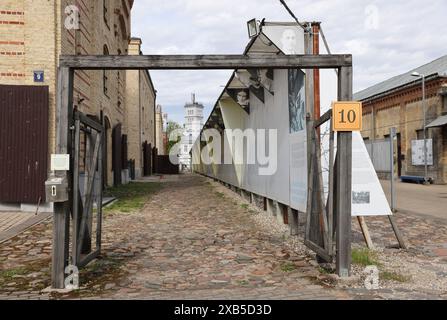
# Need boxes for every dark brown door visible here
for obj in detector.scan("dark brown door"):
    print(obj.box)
[0,85,49,203]
[112,124,122,186]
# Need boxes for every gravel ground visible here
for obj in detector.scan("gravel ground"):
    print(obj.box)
[209,178,447,298]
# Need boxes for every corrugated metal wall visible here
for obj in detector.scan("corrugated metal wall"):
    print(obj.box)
[365,138,391,172]
[0,85,49,203]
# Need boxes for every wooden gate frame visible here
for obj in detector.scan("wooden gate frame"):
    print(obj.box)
[52,54,353,288]
[72,110,104,268]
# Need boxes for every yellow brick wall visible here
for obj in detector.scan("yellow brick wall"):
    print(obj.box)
[1,0,133,187]
[0,0,58,154]
[125,38,156,177]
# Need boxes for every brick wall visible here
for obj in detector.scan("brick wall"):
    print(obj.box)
[125,38,156,178]
[0,0,134,188]
[361,78,447,183]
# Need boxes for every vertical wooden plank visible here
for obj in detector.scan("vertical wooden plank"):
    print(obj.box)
[327,119,335,255]
[96,130,104,251]
[288,208,299,236]
[81,129,94,254]
[336,66,353,277]
[52,67,74,289]
[71,119,80,266]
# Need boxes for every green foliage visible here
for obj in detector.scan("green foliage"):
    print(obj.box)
[280,262,296,272]
[351,248,380,267]
[166,121,182,154]
[0,267,28,280]
[104,182,162,213]
[381,271,411,283]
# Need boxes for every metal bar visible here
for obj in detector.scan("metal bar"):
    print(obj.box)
[390,128,396,212]
[312,23,321,125]
[51,67,74,289]
[59,54,353,70]
[278,0,306,30]
[319,25,338,76]
[335,66,353,277]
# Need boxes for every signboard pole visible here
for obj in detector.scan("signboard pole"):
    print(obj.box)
[390,127,396,212]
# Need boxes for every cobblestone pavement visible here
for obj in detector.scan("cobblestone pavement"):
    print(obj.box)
[0,174,446,300]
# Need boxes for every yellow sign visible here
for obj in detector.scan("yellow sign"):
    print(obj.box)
[332,101,362,131]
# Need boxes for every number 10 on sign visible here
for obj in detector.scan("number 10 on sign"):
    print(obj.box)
[332,101,363,132]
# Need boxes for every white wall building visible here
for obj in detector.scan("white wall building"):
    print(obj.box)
[179,94,204,170]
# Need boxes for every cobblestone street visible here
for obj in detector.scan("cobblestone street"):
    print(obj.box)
[0,174,446,300]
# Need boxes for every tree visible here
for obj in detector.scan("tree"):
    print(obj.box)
[166,121,182,154]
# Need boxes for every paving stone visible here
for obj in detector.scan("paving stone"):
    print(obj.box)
[1,175,447,300]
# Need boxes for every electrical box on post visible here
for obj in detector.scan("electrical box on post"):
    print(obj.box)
[45,177,69,203]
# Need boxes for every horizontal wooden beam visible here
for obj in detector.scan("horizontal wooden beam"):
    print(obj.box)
[314,109,332,128]
[60,54,352,70]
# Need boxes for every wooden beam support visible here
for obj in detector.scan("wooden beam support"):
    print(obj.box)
[335,66,353,277]
[52,67,74,289]
[357,216,374,249]
[60,54,352,70]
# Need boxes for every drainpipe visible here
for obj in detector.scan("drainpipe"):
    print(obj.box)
[312,22,321,124]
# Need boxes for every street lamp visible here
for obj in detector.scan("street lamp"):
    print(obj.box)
[411,71,428,183]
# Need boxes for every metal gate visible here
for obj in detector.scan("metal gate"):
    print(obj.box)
[71,110,104,268]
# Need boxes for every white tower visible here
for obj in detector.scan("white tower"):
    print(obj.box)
[179,94,204,170]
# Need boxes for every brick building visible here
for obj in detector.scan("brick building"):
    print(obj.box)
[0,1,158,212]
[126,38,156,179]
[355,55,447,184]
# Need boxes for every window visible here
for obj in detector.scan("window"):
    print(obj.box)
[103,45,109,96]
[184,145,189,153]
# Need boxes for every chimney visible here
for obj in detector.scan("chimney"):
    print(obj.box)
[129,37,142,56]
[439,84,447,114]
[192,93,196,104]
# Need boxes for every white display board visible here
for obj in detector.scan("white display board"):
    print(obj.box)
[411,139,433,166]
[351,132,392,216]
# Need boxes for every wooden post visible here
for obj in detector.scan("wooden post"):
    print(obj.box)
[335,66,353,277]
[388,216,407,249]
[288,208,299,236]
[52,67,74,289]
[357,216,374,249]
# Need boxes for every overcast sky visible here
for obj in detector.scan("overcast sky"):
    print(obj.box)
[131,0,447,124]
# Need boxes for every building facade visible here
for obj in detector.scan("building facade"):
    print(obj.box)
[0,1,158,212]
[355,55,447,184]
[126,38,156,179]
[179,94,204,170]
